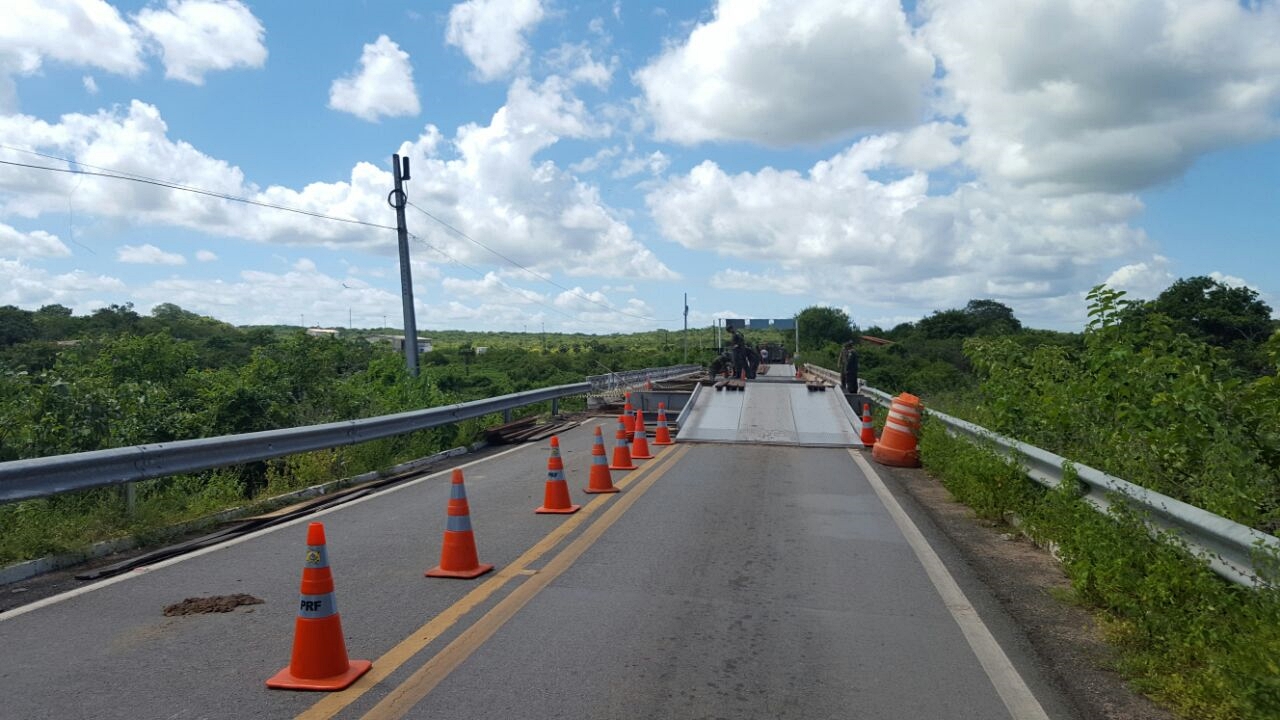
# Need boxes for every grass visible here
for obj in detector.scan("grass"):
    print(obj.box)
[918,421,1280,719]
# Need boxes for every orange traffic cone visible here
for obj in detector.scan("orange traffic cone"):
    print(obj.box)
[584,425,619,494]
[631,409,654,459]
[425,469,495,579]
[622,393,636,439]
[652,403,674,446]
[872,393,923,468]
[859,403,877,446]
[266,522,372,691]
[537,436,580,514]
[644,376,653,391]
[609,416,637,471]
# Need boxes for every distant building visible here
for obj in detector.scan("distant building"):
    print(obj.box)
[474,346,488,355]
[306,328,340,338]
[388,335,433,353]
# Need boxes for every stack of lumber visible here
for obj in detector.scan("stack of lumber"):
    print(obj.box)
[484,416,581,444]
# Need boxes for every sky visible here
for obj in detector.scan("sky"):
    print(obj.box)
[1,0,1278,335]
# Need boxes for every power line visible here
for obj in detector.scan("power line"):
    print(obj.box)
[2,145,673,326]
[405,199,660,322]
[407,232,583,322]
[0,154,397,232]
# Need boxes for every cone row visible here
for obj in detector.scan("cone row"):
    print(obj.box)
[537,436,581,514]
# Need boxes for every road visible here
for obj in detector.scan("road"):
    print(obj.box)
[0,420,1078,719]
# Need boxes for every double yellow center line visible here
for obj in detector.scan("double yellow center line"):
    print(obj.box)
[298,442,690,720]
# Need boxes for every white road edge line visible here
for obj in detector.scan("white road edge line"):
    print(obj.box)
[0,434,566,624]
[850,450,1052,720]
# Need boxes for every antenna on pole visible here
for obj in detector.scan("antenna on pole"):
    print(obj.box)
[390,153,419,377]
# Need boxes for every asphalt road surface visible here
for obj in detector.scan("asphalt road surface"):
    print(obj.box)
[0,420,1078,719]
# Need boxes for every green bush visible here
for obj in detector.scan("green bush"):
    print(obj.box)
[921,425,1280,719]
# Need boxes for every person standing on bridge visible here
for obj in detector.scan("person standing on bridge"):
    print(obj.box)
[839,339,860,393]
[746,343,760,379]
[727,323,746,379]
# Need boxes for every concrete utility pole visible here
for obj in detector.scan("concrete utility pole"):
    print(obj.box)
[390,153,419,377]
[683,292,689,362]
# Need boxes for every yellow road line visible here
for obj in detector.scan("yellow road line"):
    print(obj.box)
[295,439,684,720]
[361,444,691,720]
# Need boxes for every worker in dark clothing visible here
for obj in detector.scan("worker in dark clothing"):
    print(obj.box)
[746,344,760,379]
[709,352,733,378]
[727,323,746,379]
[838,339,859,393]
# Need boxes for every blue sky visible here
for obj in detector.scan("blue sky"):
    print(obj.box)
[1,0,1278,335]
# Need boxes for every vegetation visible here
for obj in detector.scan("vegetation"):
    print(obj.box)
[0,302,695,564]
[907,282,1279,719]
[2,276,1277,716]
[794,279,1279,718]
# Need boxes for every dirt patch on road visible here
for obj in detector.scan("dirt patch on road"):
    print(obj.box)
[163,593,264,616]
[888,466,1176,720]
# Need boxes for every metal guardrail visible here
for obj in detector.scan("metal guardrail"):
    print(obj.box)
[586,365,701,399]
[675,381,705,431]
[805,364,1280,588]
[0,381,589,505]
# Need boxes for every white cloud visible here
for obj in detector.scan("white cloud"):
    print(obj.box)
[0,0,144,77]
[614,151,670,179]
[889,122,964,171]
[0,83,670,287]
[139,263,403,327]
[569,146,620,174]
[710,268,810,295]
[1,101,258,238]
[1208,271,1251,290]
[0,223,70,258]
[635,0,934,146]
[133,0,267,85]
[446,0,545,81]
[82,75,99,94]
[117,243,186,265]
[1104,258,1175,300]
[403,99,674,279]
[648,132,1150,320]
[195,249,217,261]
[923,0,1280,193]
[328,35,421,122]
[0,258,126,310]
[544,43,614,89]
[0,0,142,110]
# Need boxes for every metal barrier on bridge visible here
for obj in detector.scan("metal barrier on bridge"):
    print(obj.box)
[804,363,1280,589]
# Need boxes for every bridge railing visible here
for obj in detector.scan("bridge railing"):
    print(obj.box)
[804,364,1280,589]
[0,362,684,507]
[585,364,702,403]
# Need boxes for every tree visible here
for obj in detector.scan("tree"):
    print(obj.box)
[964,299,1022,335]
[1148,276,1273,347]
[0,306,37,347]
[916,309,976,339]
[916,299,1022,339]
[85,303,141,336]
[796,306,856,350]
[33,304,76,340]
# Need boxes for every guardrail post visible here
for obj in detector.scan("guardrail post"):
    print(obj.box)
[551,398,559,417]
[122,482,136,516]
[503,409,512,423]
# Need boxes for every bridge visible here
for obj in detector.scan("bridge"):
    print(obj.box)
[0,363,1235,719]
